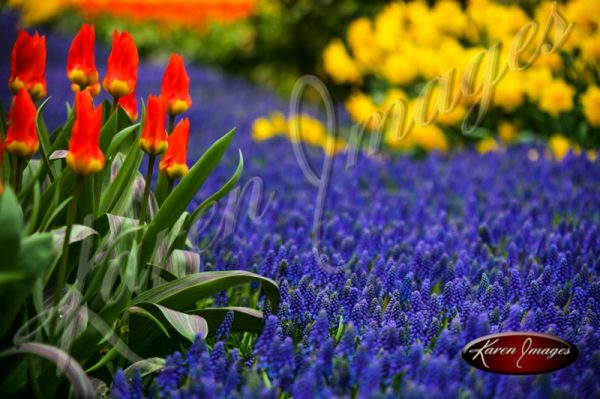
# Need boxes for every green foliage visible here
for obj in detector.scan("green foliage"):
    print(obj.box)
[0,98,279,397]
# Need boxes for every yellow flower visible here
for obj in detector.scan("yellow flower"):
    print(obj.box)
[498,121,518,143]
[270,111,287,134]
[433,1,466,36]
[323,137,347,157]
[347,18,379,68]
[476,137,499,154]
[587,150,597,162]
[374,3,405,51]
[323,40,361,84]
[580,34,600,62]
[494,72,525,112]
[548,134,570,161]
[412,124,449,153]
[252,117,275,141]
[581,86,600,127]
[381,52,418,85]
[539,80,575,117]
[524,68,553,101]
[346,91,378,125]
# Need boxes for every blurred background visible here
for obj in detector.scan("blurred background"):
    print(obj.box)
[3,0,600,157]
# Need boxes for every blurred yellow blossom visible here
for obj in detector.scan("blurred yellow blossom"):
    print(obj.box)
[525,68,554,101]
[346,91,378,125]
[347,18,379,67]
[476,137,499,154]
[323,40,362,84]
[494,72,525,112]
[498,121,518,143]
[539,80,575,116]
[252,117,277,141]
[581,86,600,127]
[549,134,571,160]
[9,0,62,25]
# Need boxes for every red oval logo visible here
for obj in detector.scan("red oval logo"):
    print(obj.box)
[462,332,578,374]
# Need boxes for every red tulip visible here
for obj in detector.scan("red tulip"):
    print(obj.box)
[160,118,190,180]
[5,89,38,158]
[67,24,98,89]
[139,95,167,155]
[66,91,105,175]
[9,30,47,101]
[103,30,138,98]
[118,90,138,121]
[0,136,4,195]
[161,53,192,116]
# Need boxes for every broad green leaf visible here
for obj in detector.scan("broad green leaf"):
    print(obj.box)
[106,123,140,157]
[0,233,54,338]
[124,358,165,378]
[166,249,200,278]
[141,128,236,267]
[134,303,208,342]
[35,97,56,181]
[185,150,244,232]
[0,187,23,269]
[51,225,98,253]
[98,107,119,153]
[0,343,94,399]
[131,270,280,312]
[99,141,144,214]
[191,306,264,335]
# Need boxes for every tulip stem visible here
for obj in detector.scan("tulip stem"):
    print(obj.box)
[167,179,174,196]
[111,96,119,114]
[50,176,84,341]
[13,157,24,194]
[138,154,156,242]
[168,114,175,134]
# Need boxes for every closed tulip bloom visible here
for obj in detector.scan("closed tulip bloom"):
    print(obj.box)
[160,118,190,180]
[67,24,98,89]
[66,91,105,175]
[9,30,47,101]
[140,95,168,155]
[5,89,39,158]
[118,91,138,121]
[103,30,138,98]
[161,54,192,116]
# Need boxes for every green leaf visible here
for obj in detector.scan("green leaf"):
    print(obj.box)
[98,107,119,153]
[99,142,144,214]
[0,187,24,269]
[50,225,98,253]
[0,343,94,399]
[191,306,264,335]
[0,233,54,338]
[123,358,165,378]
[131,270,280,312]
[35,97,56,181]
[106,123,140,157]
[133,303,208,342]
[140,128,236,267]
[184,149,244,232]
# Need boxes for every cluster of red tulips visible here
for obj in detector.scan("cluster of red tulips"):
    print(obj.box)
[2,24,193,195]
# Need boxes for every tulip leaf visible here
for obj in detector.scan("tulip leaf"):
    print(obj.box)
[0,343,95,399]
[99,139,144,214]
[35,97,56,181]
[0,187,23,270]
[123,357,165,379]
[191,306,265,335]
[134,303,208,342]
[0,232,54,338]
[184,149,244,233]
[106,122,140,157]
[140,128,236,267]
[131,270,280,312]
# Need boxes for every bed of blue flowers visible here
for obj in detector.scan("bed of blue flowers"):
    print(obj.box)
[1,13,599,399]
